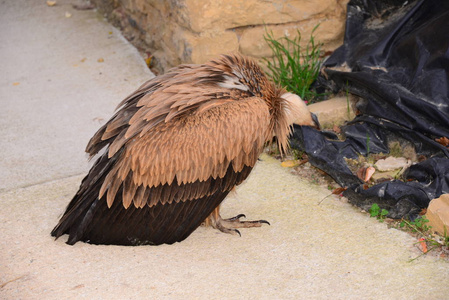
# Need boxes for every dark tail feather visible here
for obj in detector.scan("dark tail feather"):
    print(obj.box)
[51,150,119,242]
[52,157,253,245]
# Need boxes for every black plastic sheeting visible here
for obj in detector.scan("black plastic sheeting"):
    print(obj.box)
[291,0,449,219]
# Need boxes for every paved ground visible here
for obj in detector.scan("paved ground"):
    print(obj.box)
[1,1,448,299]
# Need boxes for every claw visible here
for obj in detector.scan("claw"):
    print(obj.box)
[259,220,270,226]
[204,206,269,237]
[213,220,241,236]
[225,214,246,222]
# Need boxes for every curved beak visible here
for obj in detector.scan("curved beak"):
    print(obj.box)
[311,113,321,130]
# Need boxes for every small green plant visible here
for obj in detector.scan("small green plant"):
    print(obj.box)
[365,206,448,261]
[291,148,306,160]
[399,216,432,234]
[369,203,389,222]
[263,25,324,103]
[442,230,449,248]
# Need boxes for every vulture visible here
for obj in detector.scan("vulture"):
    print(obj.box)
[51,54,318,246]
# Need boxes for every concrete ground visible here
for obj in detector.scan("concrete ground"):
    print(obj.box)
[1,1,448,299]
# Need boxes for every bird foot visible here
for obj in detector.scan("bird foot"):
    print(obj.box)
[206,212,270,236]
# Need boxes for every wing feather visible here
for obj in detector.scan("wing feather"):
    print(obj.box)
[99,97,270,208]
[133,185,147,208]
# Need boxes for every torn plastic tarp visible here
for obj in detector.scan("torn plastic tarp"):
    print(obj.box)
[291,0,449,219]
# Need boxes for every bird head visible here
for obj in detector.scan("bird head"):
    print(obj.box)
[209,54,319,155]
[212,55,320,129]
[280,92,320,129]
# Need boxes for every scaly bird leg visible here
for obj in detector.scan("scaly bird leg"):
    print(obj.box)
[204,205,270,236]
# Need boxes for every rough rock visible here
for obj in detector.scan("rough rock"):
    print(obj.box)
[240,17,345,59]
[426,194,449,236]
[91,0,349,73]
[374,157,410,172]
[308,96,355,128]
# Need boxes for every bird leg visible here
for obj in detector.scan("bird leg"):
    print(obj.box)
[203,205,270,236]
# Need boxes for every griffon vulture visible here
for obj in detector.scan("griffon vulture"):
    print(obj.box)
[51,54,318,246]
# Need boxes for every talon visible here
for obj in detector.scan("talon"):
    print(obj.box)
[225,214,246,222]
[205,206,270,236]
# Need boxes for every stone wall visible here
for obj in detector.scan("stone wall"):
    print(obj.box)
[92,0,349,74]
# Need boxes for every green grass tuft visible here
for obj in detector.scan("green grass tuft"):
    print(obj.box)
[263,25,324,103]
